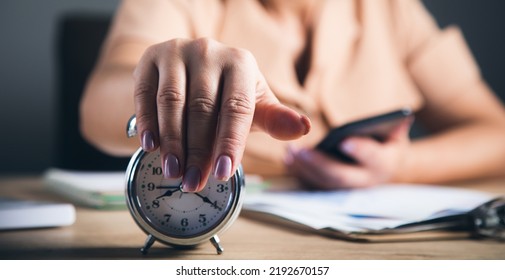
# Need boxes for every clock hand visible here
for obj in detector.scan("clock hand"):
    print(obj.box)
[156,185,180,189]
[194,193,222,211]
[156,188,180,200]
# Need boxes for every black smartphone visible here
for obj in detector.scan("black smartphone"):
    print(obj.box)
[315,108,413,162]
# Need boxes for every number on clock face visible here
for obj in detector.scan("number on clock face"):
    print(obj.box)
[132,151,235,238]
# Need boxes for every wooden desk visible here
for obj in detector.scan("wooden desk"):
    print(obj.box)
[0,176,504,260]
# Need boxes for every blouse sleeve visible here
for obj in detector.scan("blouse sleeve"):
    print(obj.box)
[399,0,482,107]
[99,0,223,66]
[106,0,192,45]
[97,0,194,66]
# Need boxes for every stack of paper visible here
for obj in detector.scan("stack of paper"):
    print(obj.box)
[44,168,125,209]
[243,184,494,241]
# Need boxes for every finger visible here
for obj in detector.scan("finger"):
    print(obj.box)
[133,48,159,152]
[210,52,258,182]
[285,147,333,189]
[387,117,414,142]
[182,55,222,192]
[253,75,311,140]
[340,136,382,165]
[289,147,372,189]
[156,45,186,179]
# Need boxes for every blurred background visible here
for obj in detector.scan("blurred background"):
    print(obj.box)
[0,0,504,175]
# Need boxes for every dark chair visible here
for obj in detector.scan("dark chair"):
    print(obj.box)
[54,13,130,171]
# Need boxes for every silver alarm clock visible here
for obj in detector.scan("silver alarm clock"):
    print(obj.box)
[125,116,245,254]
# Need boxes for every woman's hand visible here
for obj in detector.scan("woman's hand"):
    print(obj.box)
[285,119,412,189]
[133,38,311,192]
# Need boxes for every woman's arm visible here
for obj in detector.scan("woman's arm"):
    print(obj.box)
[400,0,505,183]
[80,0,192,156]
[80,1,311,193]
[402,82,505,183]
[80,45,147,156]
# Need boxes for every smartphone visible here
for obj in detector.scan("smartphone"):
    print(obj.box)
[315,108,413,162]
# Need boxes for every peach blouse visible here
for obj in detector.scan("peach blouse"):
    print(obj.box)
[103,0,482,175]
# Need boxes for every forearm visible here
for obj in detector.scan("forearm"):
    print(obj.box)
[80,64,139,156]
[403,120,505,183]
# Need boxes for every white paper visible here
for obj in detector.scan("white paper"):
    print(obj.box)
[0,198,76,230]
[44,168,125,193]
[243,183,493,232]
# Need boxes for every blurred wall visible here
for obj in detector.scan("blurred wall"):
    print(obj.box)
[0,0,504,174]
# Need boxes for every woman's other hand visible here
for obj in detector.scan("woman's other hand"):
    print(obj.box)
[134,38,311,192]
[285,118,412,189]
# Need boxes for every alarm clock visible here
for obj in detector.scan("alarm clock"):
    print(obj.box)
[125,115,245,255]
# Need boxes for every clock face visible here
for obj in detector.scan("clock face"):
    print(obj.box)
[127,150,238,240]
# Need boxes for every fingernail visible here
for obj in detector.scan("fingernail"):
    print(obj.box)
[141,130,155,151]
[300,115,311,135]
[284,144,295,165]
[408,116,415,127]
[284,144,296,165]
[298,148,313,162]
[182,166,201,192]
[163,154,180,178]
[341,140,355,155]
[213,155,232,181]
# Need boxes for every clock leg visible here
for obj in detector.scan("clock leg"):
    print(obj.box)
[140,234,156,255]
[210,235,224,255]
